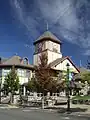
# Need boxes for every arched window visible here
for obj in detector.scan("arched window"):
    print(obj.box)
[23,58,28,65]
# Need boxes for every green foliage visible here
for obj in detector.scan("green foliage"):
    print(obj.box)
[34,53,67,94]
[80,71,90,84]
[35,53,58,94]
[72,95,90,100]
[27,77,39,92]
[3,66,20,94]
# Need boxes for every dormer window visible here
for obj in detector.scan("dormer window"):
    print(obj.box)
[23,58,28,65]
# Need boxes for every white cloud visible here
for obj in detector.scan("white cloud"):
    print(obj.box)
[10,0,90,55]
[37,0,90,54]
[83,49,90,56]
[10,0,40,40]
[37,0,79,33]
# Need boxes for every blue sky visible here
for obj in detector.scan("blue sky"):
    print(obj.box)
[0,0,90,67]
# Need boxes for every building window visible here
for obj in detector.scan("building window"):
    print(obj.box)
[21,70,25,77]
[3,69,10,76]
[17,69,22,76]
[17,69,25,77]
[17,69,30,78]
[25,70,30,78]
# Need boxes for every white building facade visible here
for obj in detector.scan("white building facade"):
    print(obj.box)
[0,56,34,87]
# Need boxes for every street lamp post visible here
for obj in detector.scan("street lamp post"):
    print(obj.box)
[66,63,70,112]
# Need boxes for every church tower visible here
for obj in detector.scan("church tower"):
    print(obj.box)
[33,31,62,65]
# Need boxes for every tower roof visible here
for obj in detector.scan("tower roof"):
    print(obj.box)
[34,31,62,45]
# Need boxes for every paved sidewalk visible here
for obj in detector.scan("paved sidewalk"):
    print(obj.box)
[61,103,90,112]
[38,103,90,115]
[0,104,19,109]
[0,103,90,116]
[50,103,90,115]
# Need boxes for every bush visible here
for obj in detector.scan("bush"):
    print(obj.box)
[78,100,83,104]
[72,100,78,104]
[87,90,90,95]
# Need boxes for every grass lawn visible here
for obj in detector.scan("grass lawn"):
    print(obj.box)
[72,95,90,100]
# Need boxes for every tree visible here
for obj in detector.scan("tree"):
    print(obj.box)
[3,66,19,103]
[35,53,57,95]
[27,77,39,92]
[74,69,90,95]
[56,71,66,92]
[80,71,90,84]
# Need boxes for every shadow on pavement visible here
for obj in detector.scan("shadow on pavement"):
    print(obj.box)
[19,102,42,108]
[44,107,87,113]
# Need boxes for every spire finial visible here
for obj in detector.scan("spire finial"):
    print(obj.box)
[46,22,48,31]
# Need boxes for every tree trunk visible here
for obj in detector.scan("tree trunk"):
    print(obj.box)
[10,91,14,104]
[42,93,44,109]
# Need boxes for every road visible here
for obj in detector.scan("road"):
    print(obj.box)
[0,108,90,120]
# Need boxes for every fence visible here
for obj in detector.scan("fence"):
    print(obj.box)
[1,91,67,105]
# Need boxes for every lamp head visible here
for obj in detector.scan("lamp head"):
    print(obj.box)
[66,63,70,67]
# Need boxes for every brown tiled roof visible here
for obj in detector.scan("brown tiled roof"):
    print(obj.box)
[3,56,21,65]
[0,56,34,69]
[34,31,62,44]
[49,57,66,67]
